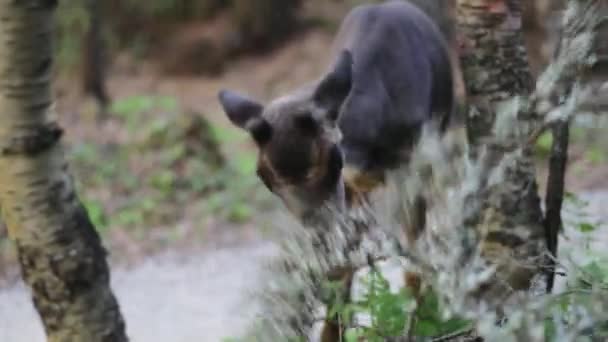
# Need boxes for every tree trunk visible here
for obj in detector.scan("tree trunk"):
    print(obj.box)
[0,1,128,341]
[82,0,110,119]
[455,0,547,296]
[521,0,564,78]
[543,121,569,293]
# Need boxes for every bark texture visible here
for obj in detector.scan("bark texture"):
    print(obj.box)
[0,1,128,341]
[521,0,564,78]
[456,0,546,296]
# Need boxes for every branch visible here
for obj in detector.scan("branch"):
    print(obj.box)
[543,121,570,293]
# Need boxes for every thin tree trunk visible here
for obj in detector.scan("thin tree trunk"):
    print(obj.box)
[521,0,562,79]
[455,0,547,295]
[82,0,110,119]
[0,1,128,341]
[543,122,569,293]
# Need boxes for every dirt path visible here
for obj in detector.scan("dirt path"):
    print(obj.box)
[1,190,606,342]
[0,239,280,342]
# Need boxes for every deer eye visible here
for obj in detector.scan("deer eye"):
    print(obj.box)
[294,112,319,136]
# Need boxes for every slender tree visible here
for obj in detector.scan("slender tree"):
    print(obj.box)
[455,0,547,295]
[82,0,110,118]
[0,1,128,341]
[456,0,606,294]
[521,0,563,78]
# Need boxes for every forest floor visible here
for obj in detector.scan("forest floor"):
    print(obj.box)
[1,189,606,342]
[0,25,607,341]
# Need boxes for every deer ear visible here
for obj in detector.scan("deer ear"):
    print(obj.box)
[218,90,272,146]
[218,90,263,128]
[313,50,353,122]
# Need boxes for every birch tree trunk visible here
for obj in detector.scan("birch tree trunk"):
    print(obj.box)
[455,0,547,296]
[0,1,128,341]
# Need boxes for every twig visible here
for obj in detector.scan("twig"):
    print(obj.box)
[544,121,570,293]
[430,328,481,342]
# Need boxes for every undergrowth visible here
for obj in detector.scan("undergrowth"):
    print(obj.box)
[331,191,607,342]
[68,94,274,235]
[233,1,608,341]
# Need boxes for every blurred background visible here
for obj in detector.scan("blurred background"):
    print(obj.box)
[0,0,607,341]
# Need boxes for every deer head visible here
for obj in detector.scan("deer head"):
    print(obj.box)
[218,51,353,221]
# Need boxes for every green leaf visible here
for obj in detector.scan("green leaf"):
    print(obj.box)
[228,203,253,223]
[414,290,470,337]
[439,318,472,336]
[344,328,365,342]
[415,319,442,337]
[358,270,413,337]
[578,222,597,233]
[535,131,553,156]
[83,199,107,231]
[578,261,608,287]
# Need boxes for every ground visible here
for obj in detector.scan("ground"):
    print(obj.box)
[0,23,607,342]
[1,189,606,342]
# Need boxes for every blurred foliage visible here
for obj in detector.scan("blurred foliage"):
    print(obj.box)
[535,124,608,166]
[232,0,302,50]
[326,269,471,341]
[55,0,302,73]
[535,131,554,157]
[322,192,608,341]
[68,94,274,234]
[56,0,90,68]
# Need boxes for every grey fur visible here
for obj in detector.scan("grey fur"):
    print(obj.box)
[218,0,454,217]
[330,0,454,172]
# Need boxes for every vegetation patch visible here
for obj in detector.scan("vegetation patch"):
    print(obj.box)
[68,94,274,235]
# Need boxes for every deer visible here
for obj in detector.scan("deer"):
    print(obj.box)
[218,0,458,340]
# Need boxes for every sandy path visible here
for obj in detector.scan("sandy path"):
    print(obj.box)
[0,240,280,342]
[0,191,606,342]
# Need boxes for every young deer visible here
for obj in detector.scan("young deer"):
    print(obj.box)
[219,1,455,217]
[219,1,457,339]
